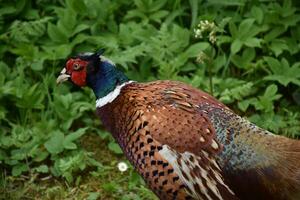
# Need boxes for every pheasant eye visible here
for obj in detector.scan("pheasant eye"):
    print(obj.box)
[73,63,82,70]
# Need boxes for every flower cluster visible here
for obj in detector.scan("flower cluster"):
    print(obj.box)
[196,51,210,64]
[194,20,217,44]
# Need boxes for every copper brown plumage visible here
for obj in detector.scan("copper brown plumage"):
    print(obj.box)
[57,51,300,200]
[97,81,238,200]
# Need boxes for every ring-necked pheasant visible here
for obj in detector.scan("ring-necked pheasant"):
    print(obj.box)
[57,50,300,200]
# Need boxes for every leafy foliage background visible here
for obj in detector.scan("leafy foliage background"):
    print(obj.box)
[0,0,300,199]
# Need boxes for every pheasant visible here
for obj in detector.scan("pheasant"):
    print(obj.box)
[57,50,300,200]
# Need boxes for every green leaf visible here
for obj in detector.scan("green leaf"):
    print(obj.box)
[45,131,65,154]
[212,54,226,73]
[108,142,123,154]
[189,0,198,28]
[35,165,49,173]
[72,24,89,36]
[263,56,281,73]
[264,84,278,98]
[184,42,210,57]
[238,18,255,39]
[219,82,254,104]
[264,57,300,86]
[231,39,242,54]
[149,10,169,22]
[251,84,282,112]
[67,0,87,13]
[87,192,100,200]
[47,23,68,43]
[63,128,88,150]
[244,37,261,48]
[229,21,238,38]
[33,151,49,162]
[249,113,284,133]
[59,8,76,35]
[102,182,119,193]
[12,163,28,176]
[269,39,289,56]
[238,99,252,112]
[30,59,44,71]
[149,0,167,12]
[264,26,286,42]
[15,84,45,109]
[251,6,264,24]
[231,48,255,69]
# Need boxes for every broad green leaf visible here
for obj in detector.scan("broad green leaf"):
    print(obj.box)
[12,163,28,176]
[63,128,88,150]
[269,39,289,56]
[231,39,242,54]
[264,57,300,86]
[67,0,87,13]
[149,0,168,12]
[207,0,245,6]
[184,42,210,57]
[212,54,226,73]
[264,84,278,98]
[45,131,65,154]
[35,165,49,173]
[238,99,252,112]
[231,48,255,69]
[87,192,101,200]
[264,26,286,42]
[47,23,68,43]
[102,182,119,193]
[264,56,281,74]
[251,6,264,24]
[189,0,198,27]
[229,21,238,38]
[149,10,169,22]
[33,151,49,162]
[30,59,44,71]
[244,38,261,48]
[249,113,285,133]
[251,84,281,112]
[58,8,77,35]
[72,24,89,36]
[108,142,123,154]
[238,18,255,39]
[219,82,254,103]
[217,36,232,45]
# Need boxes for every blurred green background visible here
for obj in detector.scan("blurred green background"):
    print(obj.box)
[0,0,300,199]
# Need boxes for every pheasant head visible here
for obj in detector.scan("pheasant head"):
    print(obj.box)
[56,49,129,99]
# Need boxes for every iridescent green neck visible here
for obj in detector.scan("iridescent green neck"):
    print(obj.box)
[86,60,129,99]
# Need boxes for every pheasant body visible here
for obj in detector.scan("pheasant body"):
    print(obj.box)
[57,51,300,200]
[97,81,238,200]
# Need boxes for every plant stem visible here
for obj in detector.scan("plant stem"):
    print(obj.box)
[208,58,213,96]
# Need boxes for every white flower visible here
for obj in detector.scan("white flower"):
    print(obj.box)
[194,20,217,44]
[196,51,209,64]
[117,162,128,172]
[194,28,202,38]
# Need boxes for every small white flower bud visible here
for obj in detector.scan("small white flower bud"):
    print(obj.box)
[117,162,128,172]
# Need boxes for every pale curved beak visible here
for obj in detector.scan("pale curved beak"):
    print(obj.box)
[56,68,70,84]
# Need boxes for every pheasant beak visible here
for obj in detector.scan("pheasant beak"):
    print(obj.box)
[56,68,70,84]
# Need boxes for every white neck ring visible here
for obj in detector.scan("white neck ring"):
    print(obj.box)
[96,81,134,108]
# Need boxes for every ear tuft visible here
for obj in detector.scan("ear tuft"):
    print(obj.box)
[95,48,105,57]
[76,48,105,61]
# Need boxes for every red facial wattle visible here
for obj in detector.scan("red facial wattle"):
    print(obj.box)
[65,58,88,87]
